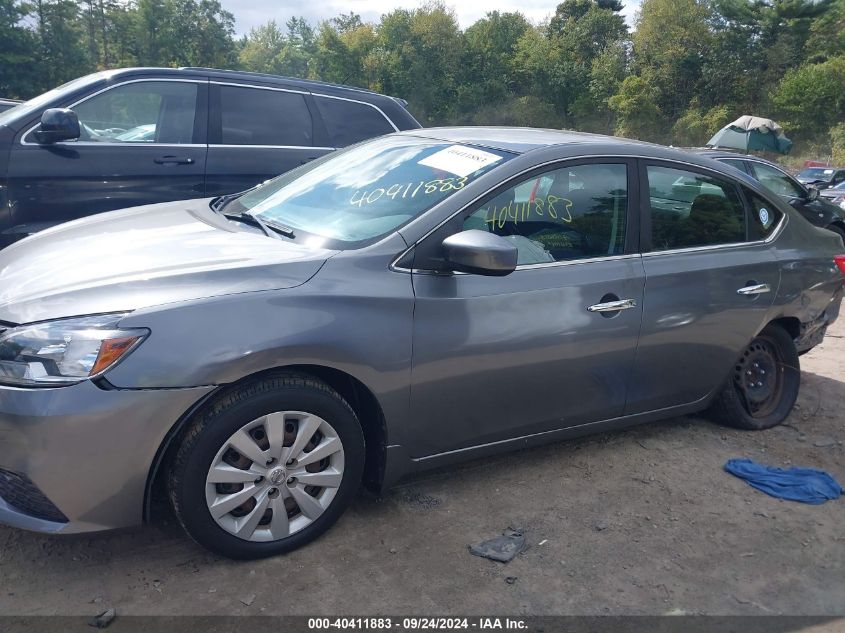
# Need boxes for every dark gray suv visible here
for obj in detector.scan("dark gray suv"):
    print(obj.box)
[0,67,420,247]
[0,129,842,559]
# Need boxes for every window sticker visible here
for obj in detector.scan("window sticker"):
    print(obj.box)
[485,196,574,228]
[418,145,503,177]
[348,178,467,206]
[759,207,771,227]
[824,169,834,174]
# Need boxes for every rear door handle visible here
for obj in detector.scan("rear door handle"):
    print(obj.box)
[737,283,771,296]
[587,298,638,313]
[154,156,194,165]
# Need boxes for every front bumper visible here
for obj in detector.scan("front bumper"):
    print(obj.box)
[0,380,214,534]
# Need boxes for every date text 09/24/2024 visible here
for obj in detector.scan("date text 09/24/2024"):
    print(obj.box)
[307,617,528,630]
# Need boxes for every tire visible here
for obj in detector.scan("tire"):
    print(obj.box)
[168,372,365,560]
[706,324,800,431]
[827,223,845,248]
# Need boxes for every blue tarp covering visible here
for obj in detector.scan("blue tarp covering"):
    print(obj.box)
[725,458,843,505]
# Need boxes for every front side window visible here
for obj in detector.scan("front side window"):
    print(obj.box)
[647,165,745,251]
[230,136,513,246]
[71,81,197,144]
[751,162,806,199]
[218,85,312,147]
[314,96,395,147]
[462,163,628,265]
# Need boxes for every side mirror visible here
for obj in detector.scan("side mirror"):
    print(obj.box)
[806,186,820,202]
[442,230,518,277]
[34,108,80,144]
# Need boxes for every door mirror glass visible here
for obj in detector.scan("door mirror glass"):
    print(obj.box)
[442,230,518,276]
[34,108,80,144]
[806,185,820,202]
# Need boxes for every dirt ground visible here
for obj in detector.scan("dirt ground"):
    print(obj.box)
[0,321,843,618]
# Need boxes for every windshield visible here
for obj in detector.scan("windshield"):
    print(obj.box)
[230,135,514,247]
[0,72,107,128]
[797,168,834,181]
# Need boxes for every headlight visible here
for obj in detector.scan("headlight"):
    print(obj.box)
[0,314,148,386]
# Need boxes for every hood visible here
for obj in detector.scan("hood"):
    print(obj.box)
[0,199,338,324]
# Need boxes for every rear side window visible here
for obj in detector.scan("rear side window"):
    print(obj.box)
[647,165,745,251]
[218,86,312,146]
[745,190,783,241]
[314,96,395,147]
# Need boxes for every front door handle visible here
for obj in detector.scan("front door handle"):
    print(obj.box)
[737,283,771,296]
[154,156,194,165]
[587,298,638,313]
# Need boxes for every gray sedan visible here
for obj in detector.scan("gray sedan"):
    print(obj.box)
[0,128,843,559]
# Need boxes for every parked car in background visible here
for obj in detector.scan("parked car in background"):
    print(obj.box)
[820,181,845,209]
[695,150,845,245]
[0,128,842,559]
[795,166,845,189]
[0,99,21,113]
[0,67,421,247]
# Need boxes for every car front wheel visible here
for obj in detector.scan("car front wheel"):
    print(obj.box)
[707,324,800,430]
[168,373,364,559]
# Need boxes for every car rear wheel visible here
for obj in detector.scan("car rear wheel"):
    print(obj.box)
[168,373,364,559]
[706,324,800,430]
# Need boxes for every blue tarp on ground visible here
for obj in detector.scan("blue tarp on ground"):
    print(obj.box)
[724,458,843,505]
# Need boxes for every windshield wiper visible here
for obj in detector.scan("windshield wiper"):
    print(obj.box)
[221,210,296,239]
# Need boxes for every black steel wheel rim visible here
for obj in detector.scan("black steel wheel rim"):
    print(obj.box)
[733,339,784,418]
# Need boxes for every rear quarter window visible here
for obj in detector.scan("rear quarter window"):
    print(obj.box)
[314,96,396,147]
[744,189,783,241]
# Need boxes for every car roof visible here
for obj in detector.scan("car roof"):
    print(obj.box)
[97,67,406,104]
[401,126,665,154]
[689,148,787,168]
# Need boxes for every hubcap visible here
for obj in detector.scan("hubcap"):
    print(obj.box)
[733,340,783,418]
[205,411,345,542]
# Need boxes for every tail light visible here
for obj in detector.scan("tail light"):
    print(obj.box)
[835,255,845,276]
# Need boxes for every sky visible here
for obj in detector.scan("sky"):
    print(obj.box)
[221,0,642,37]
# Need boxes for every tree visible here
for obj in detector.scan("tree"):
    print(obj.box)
[239,21,286,74]
[708,0,833,109]
[460,11,530,111]
[313,17,377,87]
[632,0,711,120]
[276,16,316,78]
[374,2,463,124]
[671,100,731,145]
[32,0,92,90]
[608,75,664,140]
[516,0,628,129]
[0,0,39,97]
[806,0,845,61]
[771,55,845,141]
[133,0,235,68]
